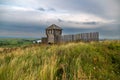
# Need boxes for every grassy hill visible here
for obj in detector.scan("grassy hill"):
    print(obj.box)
[0,40,120,80]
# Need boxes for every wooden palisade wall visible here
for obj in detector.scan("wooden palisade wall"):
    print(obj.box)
[60,32,99,43]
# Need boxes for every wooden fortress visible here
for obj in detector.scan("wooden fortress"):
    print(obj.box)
[42,24,99,44]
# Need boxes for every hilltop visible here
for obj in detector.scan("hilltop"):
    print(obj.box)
[0,40,120,80]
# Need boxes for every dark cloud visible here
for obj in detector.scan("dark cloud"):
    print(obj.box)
[0,21,119,39]
[0,23,46,38]
[64,20,99,25]
[37,8,45,11]
[82,21,99,25]
[62,25,120,39]
[37,7,56,12]
[0,21,45,32]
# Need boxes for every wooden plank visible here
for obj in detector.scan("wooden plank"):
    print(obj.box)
[59,32,99,43]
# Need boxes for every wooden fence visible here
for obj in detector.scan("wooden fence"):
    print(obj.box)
[60,32,99,42]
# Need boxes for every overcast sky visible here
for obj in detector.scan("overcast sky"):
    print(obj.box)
[0,0,120,39]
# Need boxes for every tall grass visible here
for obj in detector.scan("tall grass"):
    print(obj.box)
[0,40,120,80]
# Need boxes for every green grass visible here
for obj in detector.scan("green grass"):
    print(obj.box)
[0,40,120,80]
[0,38,34,48]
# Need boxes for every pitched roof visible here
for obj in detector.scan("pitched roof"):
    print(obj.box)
[46,24,62,30]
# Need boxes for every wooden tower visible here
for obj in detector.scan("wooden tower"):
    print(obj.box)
[46,24,62,44]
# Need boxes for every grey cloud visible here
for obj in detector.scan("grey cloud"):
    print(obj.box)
[0,23,46,38]
[66,20,99,25]
[58,19,64,23]
[48,8,56,11]
[0,20,119,39]
[37,7,56,12]
[62,25,120,39]
[37,8,45,11]
[82,21,99,25]
[0,30,45,38]
[57,18,99,25]
[0,0,119,39]
[72,21,99,25]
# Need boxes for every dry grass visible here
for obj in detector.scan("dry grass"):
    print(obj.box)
[0,40,120,80]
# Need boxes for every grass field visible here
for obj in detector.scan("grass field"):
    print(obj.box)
[0,40,120,80]
[0,38,34,48]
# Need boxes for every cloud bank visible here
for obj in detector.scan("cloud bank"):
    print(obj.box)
[0,0,119,39]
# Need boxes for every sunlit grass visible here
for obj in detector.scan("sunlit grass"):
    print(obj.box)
[0,40,120,80]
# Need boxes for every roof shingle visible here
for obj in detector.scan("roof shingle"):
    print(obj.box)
[46,24,62,30]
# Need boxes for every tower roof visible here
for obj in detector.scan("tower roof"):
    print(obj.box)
[46,24,62,30]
